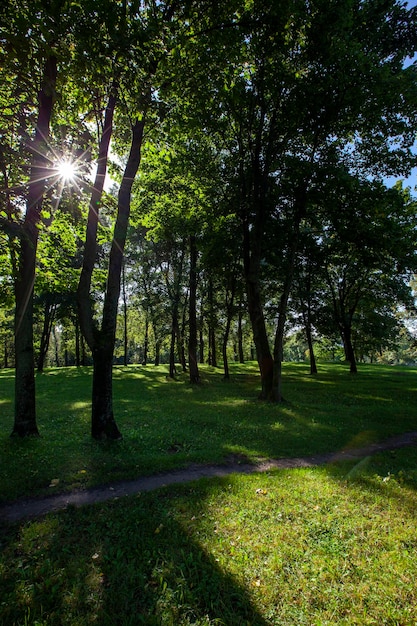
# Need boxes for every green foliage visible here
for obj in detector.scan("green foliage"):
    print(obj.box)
[1,0,417,432]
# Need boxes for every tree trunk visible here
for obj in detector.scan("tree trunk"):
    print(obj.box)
[90,117,144,438]
[299,294,317,375]
[306,322,317,375]
[169,309,178,378]
[143,315,149,365]
[188,235,200,384]
[237,308,244,363]
[53,325,60,366]
[199,327,204,364]
[242,178,275,399]
[150,309,161,366]
[179,294,188,372]
[207,279,217,367]
[222,320,231,380]
[245,270,274,399]
[81,335,87,366]
[91,344,121,439]
[12,56,57,437]
[271,189,306,400]
[154,338,161,366]
[342,324,357,374]
[37,301,57,372]
[122,260,128,366]
[77,86,145,439]
[222,279,236,380]
[272,296,288,403]
[208,325,217,367]
[75,317,80,366]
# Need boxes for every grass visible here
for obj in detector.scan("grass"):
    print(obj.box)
[1,362,417,624]
[1,449,417,625]
[0,361,416,503]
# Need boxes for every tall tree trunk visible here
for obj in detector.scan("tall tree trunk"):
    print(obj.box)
[208,325,217,367]
[245,269,274,398]
[199,297,205,363]
[77,89,119,438]
[237,308,244,363]
[272,294,289,403]
[122,260,128,366]
[297,270,318,375]
[81,335,87,366]
[12,56,57,437]
[92,117,144,438]
[242,180,275,399]
[305,320,317,375]
[272,195,305,400]
[188,235,200,384]
[154,339,161,366]
[342,323,357,374]
[143,314,149,365]
[169,308,178,378]
[75,317,80,366]
[149,309,161,366]
[37,301,57,372]
[77,90,116,350]
[53,325,60,366]
[222,279,236,380]
[199,327,204,364]
[222,319,231,380]
[207,279,217,367]
[179,294,187,372]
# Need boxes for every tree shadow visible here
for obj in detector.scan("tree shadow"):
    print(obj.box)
[0,480,271,625]
[2,448,417,624]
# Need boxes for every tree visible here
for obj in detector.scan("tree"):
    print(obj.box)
[77,0,181,438]
[315,179,417,372]
[178,0,417,399]
[4,13,59,434]
[0,0,109,434]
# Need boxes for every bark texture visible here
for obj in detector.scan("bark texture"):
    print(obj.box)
[77,88,145,438]
[12,56,57,436]
[91,117,145,439]
[188,235,200,384]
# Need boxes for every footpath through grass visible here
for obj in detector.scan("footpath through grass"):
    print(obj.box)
[1,449,417,625]
[1,362,417,624]
[0,361,416,503]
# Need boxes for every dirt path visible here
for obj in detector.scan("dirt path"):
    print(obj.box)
[1,431,416,524]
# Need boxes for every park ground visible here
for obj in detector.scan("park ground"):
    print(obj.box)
[1,362,417,624]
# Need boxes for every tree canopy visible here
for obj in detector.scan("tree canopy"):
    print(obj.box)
[1,0,416,436]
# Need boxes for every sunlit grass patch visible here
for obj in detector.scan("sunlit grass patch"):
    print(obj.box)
[1,448,417,625]
[0,362,416,502]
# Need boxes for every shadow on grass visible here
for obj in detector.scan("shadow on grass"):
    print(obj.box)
[2,449,417,625]
[1,363,417,503]
[0,482,270,626]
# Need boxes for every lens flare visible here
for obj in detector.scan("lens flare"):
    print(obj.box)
[57,159,77,182]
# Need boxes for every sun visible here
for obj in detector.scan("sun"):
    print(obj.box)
[56,159,77,182]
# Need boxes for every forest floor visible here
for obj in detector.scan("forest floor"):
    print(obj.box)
[1,430,416,524]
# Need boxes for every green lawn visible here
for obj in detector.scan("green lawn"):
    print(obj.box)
[0,361,416,502]
[1,362,417,625]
